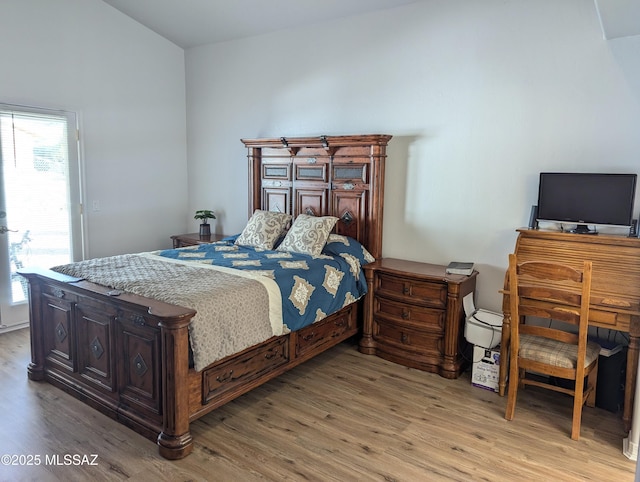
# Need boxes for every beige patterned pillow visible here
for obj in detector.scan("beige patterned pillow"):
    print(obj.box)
[277,214,338,256]
[235,210,292,250]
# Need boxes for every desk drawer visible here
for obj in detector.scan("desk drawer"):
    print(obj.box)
[590,309,630,330]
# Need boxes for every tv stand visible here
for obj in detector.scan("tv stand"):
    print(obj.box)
[567,224,597,235]
[500,228,640,432]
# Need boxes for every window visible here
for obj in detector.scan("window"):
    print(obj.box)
[0,104,82,310]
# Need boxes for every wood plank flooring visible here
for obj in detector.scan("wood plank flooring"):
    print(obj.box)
[0,328,636,481]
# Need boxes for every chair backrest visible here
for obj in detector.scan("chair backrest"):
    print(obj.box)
[508,253,593,351]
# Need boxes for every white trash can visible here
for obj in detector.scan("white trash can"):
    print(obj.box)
[464,308,503,349]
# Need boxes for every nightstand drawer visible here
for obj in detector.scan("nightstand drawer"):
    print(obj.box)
[373,318,442,354]
[376,272,447,308]
[374,297,445,331]
[170,233,226,248]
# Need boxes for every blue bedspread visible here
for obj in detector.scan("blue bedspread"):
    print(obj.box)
[157,235,373,332]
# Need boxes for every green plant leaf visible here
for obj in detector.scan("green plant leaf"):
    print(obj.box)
[194,209,216,222]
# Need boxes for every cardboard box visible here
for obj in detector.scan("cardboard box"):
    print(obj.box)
[471,345,501,392]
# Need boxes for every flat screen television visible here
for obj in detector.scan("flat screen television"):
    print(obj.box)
[536,172,637,234]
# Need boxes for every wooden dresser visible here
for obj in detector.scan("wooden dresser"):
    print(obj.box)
[500,228,640,431]
[359,258,478,379]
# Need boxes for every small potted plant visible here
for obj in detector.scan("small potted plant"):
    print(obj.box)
[194,209,216,237]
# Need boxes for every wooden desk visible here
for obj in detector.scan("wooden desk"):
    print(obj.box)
[500,228,640,431]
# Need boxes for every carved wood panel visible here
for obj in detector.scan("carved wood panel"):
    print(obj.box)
[262,187,290,214]
[295,187,327,218]
[76,304,116,393]
[262,163,290,180]
[116,313,162,416]
[243,134,391,259]
[42,294,75,372]
[331,189,367,242]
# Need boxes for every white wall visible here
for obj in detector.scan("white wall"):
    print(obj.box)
[186,0,640,311]
[0,0,188,258]
[5,0,636,311]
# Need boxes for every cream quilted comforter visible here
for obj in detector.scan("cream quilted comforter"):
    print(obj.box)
[52,252,284,371]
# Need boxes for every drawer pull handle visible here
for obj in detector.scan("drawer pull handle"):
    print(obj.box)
[264,349,279,360]
[402,310,410,319]
[401,333,409,344]
[601,298,630,307]
[216,370,234,383]
[403,287,410,295]
[302,332,316,341]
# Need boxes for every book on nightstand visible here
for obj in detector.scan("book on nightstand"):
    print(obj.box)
[446,261,474,276]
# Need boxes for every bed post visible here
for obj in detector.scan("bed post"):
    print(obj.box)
[157,315,194,459]
[22,273,45,381]
[358,264,377,354]
[248,146,262,216]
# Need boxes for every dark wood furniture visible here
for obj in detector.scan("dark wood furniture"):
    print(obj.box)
[170,232,226,248]
[359,258,477,379]
[21,134,391,460]
[500,228,640,431]
[243,134,390,260]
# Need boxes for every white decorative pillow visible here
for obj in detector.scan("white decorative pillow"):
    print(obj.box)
[235,210,292,250]
[277,214,338,256]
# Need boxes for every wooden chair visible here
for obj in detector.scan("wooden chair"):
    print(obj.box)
[504,254,601,440]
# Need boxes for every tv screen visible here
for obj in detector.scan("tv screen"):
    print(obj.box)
[536,173,637,233]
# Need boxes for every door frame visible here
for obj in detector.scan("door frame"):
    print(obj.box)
[0,103,83,333]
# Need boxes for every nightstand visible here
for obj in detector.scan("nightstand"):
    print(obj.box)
[359,258,478,379]
[170,233,227,248]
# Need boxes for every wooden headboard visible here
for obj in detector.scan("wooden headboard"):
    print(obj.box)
[241,135,391,259]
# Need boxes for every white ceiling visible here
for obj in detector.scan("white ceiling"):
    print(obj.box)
[101,0,424,49]
[101,0,639,49]
[594,0,640,40]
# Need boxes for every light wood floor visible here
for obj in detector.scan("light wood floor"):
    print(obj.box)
[0,328,636,481]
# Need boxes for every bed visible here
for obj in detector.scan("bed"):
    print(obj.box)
[20,134,391,459]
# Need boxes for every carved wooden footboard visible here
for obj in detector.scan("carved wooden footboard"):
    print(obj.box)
[22,268,196,458]
[22,267,360,459]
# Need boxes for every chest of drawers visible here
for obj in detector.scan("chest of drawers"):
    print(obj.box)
[359,258,478,379]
